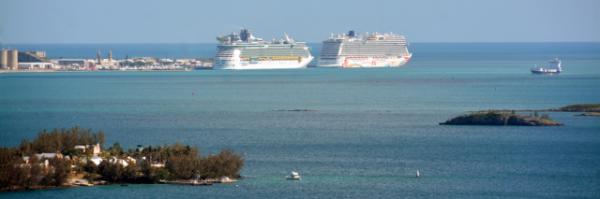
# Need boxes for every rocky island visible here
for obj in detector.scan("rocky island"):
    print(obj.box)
[440,111,562,126]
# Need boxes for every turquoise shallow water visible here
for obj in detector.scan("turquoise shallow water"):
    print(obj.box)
[1,43,600,198]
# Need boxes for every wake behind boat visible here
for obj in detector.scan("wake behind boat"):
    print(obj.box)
[531,58,562,74]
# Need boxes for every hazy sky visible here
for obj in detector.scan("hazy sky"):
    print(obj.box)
[1,0,599,43]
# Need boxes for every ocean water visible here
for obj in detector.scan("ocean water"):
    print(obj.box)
[1,43,599,198]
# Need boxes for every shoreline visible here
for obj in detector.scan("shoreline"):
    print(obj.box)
[468,103,600,116]
[0,69,199,74]
[1,177,238,192]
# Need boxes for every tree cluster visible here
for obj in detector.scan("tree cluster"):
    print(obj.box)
[0,148,71,191]
[19,126,105,156]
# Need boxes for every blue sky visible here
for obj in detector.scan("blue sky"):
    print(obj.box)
[1,0,599,43]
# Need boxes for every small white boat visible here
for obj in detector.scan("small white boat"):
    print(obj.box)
[219,176,237,183]
[286,171,301,180]
[416,170,420,178]
[531,58,562,74]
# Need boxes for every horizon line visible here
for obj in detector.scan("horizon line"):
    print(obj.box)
[3,41,600,45]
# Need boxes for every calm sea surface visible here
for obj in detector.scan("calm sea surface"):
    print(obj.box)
[1,43,599,198]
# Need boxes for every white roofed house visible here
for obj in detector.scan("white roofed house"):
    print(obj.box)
[150,162,165,168]
[35,152,63,160]
[136,156,166,168]
[20,152,61,166]
[109,157,133,167]
[73,143,102,156]
[74,145,86,150]
[125,156,137,165]
[27,152,66,170]
[90,156,104,166]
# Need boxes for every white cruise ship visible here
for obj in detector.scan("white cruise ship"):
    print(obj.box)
[213,29,313,70]
[317,31,412,68]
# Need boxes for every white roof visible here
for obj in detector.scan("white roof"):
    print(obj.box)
[90,156,103,165]
[36,153,57,159]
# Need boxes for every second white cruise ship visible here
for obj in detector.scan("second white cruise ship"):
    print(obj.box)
[214,29,313,70]
[317,31,412,68]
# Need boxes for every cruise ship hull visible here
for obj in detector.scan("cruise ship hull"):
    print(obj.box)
[214,56,313,70]
[317,31,412,68]
[318,54,412,68]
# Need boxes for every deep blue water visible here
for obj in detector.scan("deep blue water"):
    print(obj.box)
[1,43,599,198]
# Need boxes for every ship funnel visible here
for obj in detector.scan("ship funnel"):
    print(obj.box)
[347,30,356,38]
[240,28,250,42]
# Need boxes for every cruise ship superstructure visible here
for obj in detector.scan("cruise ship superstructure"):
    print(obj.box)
[214,29,313,69]
[317,31,412,68]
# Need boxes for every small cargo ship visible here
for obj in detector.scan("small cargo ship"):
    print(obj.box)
[531,58,562,74]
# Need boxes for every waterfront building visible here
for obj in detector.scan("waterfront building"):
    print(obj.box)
[8,49,19,70]
[17,50,56,70]
[18,62,56,70]
[73,143,102,155]
[56,59,97,70]
[95,50,119,70]
[0,49,7,69]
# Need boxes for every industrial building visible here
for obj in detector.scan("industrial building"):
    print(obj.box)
[56,59,96,70]
[0,49,57,70]
[0,49,7,69]
[0,49,20,70]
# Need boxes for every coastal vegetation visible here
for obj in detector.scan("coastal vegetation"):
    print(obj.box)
[18,127,105,156]
[440,111,562,126]
[557,103,600,112]
[558,103,600,116]
[0,127,243,192]
[0,147,71,191]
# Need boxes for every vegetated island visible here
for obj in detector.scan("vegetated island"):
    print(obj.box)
[440,103,600,126]
[0,127,243,192]
[557,103,600,116]
[440,110,562,126]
